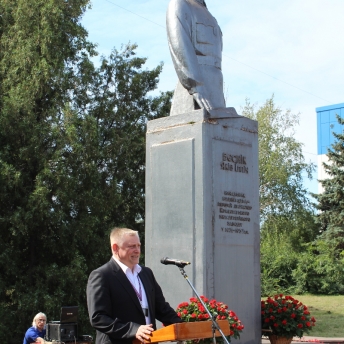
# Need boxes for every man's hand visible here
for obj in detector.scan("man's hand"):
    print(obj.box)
[35,337,44,344]
[192,86,215,111]
[136,324,154,342]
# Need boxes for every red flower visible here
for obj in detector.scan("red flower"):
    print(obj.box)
[200,295,209,302]
[311,317,316,322]
[176,295,244,341]
[261,295,315,338]
[178,302,188,307]
[230,330,234,336]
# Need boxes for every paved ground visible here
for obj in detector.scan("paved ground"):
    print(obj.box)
[262,337,344,344]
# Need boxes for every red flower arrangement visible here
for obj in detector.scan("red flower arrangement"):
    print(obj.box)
[176,295,244,344]
[261,294,316,338]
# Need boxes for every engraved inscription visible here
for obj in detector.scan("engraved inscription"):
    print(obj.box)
[220,153,248,173]
[217,190,251,234]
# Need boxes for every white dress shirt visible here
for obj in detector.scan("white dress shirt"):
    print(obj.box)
[113,256,151,324]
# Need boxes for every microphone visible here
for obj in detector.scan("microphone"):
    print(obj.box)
[160,257,191,268]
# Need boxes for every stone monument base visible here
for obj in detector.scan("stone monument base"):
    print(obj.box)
[145,108,261,344]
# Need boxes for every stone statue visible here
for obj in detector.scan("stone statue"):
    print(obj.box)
[167,0,226,116]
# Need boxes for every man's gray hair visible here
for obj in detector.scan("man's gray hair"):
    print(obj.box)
[32,312,47,328]
[110,227,139,247]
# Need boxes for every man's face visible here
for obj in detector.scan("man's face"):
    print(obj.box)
[113,234,141,269]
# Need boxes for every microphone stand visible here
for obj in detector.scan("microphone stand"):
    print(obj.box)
[177,266,230,344]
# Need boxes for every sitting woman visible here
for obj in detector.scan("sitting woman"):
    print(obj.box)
[23,312,47,344]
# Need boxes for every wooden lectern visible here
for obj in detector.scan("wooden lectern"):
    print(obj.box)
[132,320,230,344]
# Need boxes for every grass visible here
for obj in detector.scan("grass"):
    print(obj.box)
[291,295,344,337]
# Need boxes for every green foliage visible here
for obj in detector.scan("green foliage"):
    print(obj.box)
[297,114,344,295]
[243,97,320,294]
[260,230,299,296]
[313,115,344,249]
[292,240,344,294]
[0,1,171,342]
[242,97,315,221]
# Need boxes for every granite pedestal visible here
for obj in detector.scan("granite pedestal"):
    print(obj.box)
[145,108,260,344]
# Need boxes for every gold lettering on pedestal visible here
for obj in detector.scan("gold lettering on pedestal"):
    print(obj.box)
[220,153,248,173]
[217,190,252,234]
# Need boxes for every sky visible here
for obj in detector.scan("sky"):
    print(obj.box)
[82,0,344,195]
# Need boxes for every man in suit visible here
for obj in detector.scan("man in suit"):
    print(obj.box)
[87,228,182,344]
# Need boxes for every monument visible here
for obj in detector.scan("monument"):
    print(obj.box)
[145,1,261,343]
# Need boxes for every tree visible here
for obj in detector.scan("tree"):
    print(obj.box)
[260,209,320,296]
[242,97,319,295]
[294,114,344,295]
[313,115,344,249]
[0,1,171,342]
[242,96,315,221]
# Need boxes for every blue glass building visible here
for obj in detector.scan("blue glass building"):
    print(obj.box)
[316,102,344,192]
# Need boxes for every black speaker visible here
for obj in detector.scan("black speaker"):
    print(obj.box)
[46,322,78,342]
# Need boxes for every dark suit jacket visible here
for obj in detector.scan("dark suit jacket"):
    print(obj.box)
[86,258,182,344]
